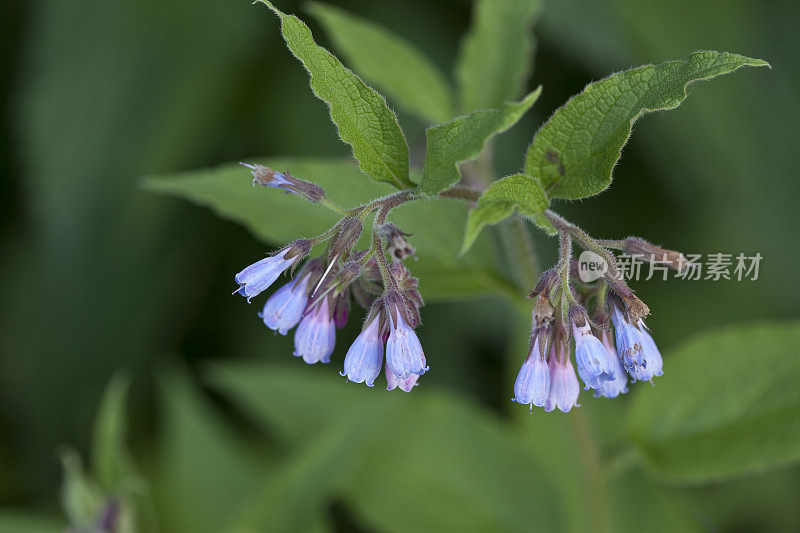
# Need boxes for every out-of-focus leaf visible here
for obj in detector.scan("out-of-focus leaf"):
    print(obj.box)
[456,0,542,112]
[206,361,561,532]
[525,51,770,199]
[58,449,104,530]
[227,394,393,533]
[608,470,702,532]
[258,1,412,189]
[629,321,800,484]
[462,174,548,252]
[420,87,541,196]
[307,2,453,124]
[144,157,515,301]
[150,368,269,533]
[144,158,375,243]
[91,374,136,492]
[0,512,64,533]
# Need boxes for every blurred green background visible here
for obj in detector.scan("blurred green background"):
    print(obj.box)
[1,0,799,531]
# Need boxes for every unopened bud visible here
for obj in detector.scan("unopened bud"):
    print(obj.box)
[529,269,558,298]
[329,218,363,260]
[333,289,351,329]
[241,163,325,202]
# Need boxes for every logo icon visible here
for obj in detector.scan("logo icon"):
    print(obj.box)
[578,251,608,282]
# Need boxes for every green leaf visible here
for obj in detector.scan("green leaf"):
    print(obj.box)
[151,368,269,533]
[420,87,541,196]
[462,174,548,252]
[144,157,514,301]
[456,0,542,112]
[205,361,561,532]
[91,373,136,492]
[525,51,770,199]
[58,449,104,529]
[629,321,800,484]
[258,1,412,189]
[307,2,453,124]
[0,512,64,533]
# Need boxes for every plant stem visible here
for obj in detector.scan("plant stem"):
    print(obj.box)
[569,409,611,533]
[544,210,619,277]
[319,197,349,215]
[439,184,483,202]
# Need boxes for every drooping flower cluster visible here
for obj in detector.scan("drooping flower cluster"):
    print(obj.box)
[234,164,426,391]
[512,243,672,413]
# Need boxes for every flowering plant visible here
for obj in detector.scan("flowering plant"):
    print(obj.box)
[172,1,768,411]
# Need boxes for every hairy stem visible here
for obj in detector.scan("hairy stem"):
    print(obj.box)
[544,210,619,277]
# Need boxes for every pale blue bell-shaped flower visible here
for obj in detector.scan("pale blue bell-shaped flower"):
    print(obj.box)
[260,276,311,335]
[385,304,428,379]
[340,317,384,387]
[234,249,293,302]
[544,346,581,413]
[594,330,629,398]
[629,320,664,382]
[610,306,645,376]
[572,322,617,391]
[293,298,336,364]
[512,336,550,411]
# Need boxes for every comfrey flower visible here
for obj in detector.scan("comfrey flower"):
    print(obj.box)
[385,292,428,379]
[610,305,645,374]
[512,334,550,411]
[341,315,383,387]
[260,275,311,335]
[629,320,664,382]
[594,330,629,398]
[545,344,580,413]
[572,318,617,391]
[234,240,310,302]
[293,297,336,364]
[386,366,419,392]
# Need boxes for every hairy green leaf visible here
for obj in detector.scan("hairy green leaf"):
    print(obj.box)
[456,0,542,112]
[420,87,541,196]
[144,157,513,301]
[258,1,412,189]
[462,174,548,252]
[525,51,770,199]
[629,321,800,484]
[307,2,453,124]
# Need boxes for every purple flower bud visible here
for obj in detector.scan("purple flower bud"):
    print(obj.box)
[594,330,629,398]
[340,318,384,387]
[610,305,645,375]
[385,299,428,379]
[293,298,336,364]
[260,276,311,335]
[385,366,419,392]
[572,322,616,391]
[544,346,580,413]
[512,336,550,411]
[333,291,351,329]
[628,320,664,382]
[234,249,293,302]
